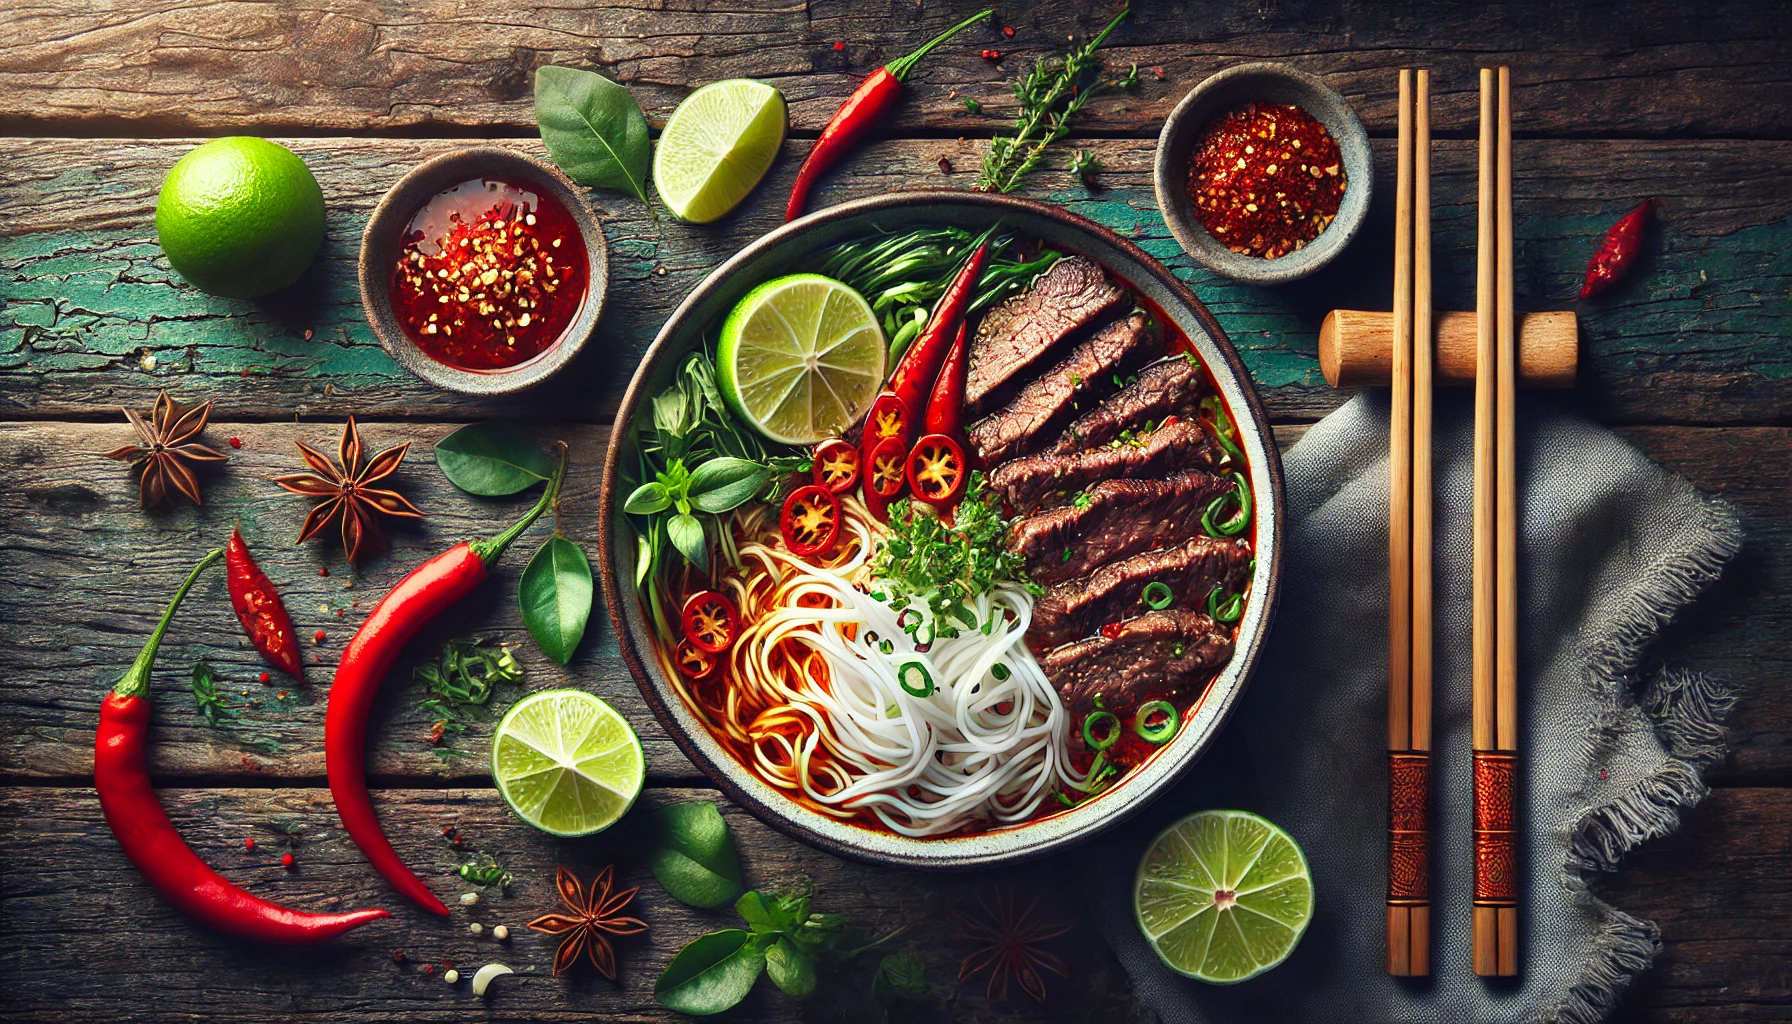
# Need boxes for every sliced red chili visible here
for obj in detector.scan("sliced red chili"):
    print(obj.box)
[780,484,842,557]
[680,590,741,654]
[674,638,719,680]
[863,434,909,523]
[865,392,911,447]
[811,439,861,494]
[905,433,968,507]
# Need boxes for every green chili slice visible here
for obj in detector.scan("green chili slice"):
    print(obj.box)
[1141,581,1174,610]
[1082,710,1121,751]
[990,662,1011,681]
[1135,700,1180,744]
[1199,396,1247,467]
[897,661,934,698]
[1207,585,1245,623]
[1202,471,1253,538]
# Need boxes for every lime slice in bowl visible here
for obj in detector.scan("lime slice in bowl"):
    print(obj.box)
[717,273,886,445]
[491,689,644,836]
[653,78,787,224]
[1134,809,1314,984]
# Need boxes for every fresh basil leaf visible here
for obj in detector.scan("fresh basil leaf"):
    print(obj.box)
[654,929,765,1015]
[667,512,707,568]
[873,953,929,1005]
[518,536,593,665]
[649,802,743,909]
[534,65,651,202]
[764,937,816,998]
[734,890,780,934]
[624,480,673,515]
[434,423,554,496]
[686,457,773,513]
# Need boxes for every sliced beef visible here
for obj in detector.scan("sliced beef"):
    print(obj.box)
[1009,470,1235,587]
[1048,355,1212,456]
[964,256,1127,414]
[989,418,1218,514]
[967,311,1158,467]
[1031,535,1252,650]
[1043,608,1234,713]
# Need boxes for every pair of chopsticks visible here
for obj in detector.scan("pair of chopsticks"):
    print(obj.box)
[1385,67,1433,978]
[1472,64,1521,979]
[1385,66,1521,980]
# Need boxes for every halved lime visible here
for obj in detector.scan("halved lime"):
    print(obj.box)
[1134,809,1314,984]
[717,273,886,445]
[491,689,644,837]
[654,79,787,224]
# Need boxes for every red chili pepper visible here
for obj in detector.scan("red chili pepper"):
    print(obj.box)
[905,434,969,507]
[923,322,969,438]
[785,9,992,221]
[811,438,861,494]
[1579,199,1653,299]
[681,590,741,654]
[780,484,842,556]
[224,528,302,678]
[860,391,912,477]
[888,242,989,426]
[863,434,909,523]
[96,549,389,943]
[328,446,566,915]
[674,638,720,680]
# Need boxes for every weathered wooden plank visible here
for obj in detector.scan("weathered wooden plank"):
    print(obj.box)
[3,420,1788,788]
[4,0,1791,138]
[4,137,1789,425]
[0,785,1141,1023]
[0,783,1782,1022]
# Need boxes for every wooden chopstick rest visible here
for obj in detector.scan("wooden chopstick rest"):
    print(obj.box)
[1319,309,1576,388]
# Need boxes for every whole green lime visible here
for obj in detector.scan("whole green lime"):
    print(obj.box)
[155,137,326,299]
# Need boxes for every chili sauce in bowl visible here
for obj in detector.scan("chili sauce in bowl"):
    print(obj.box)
[359,147,608,395]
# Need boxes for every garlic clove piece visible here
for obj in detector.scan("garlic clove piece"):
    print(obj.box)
[471,963,514,997]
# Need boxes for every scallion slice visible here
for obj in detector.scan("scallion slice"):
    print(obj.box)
[1142,581,1174,610]
[1082,710,1121,751]
[1135,701,1180,744]
[897,661,935,698]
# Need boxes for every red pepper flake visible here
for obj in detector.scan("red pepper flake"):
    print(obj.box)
[334,608,344,617]
[389,177,589,372]
[258,671,270,683]
[1185,102,1346,260]
[422,964,435,975]
[428,721,447,745]
[1002,25,1014,37]
[832,40,845,51]
[227,437,243,449]
[314,630,327,643]
[302,329,314,341]
[319,566,329,577]
[392,948,407,963]
[938,156,954,174]
[282,853,295,868]
[244,838,255,850]
[277,690,288,699]
[981,48,1001,59]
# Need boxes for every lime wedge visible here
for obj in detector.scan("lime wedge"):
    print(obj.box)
[717,273,886,445]
[1134,809,1314,984]
[491,689,644,837]
[654,79,787,224]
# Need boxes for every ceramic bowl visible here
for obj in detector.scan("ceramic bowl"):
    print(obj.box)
[1154,62,1371,285]
[598,192,1284,869]
[358,146,608,395]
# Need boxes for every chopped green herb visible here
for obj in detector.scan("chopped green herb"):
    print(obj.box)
[189,660,236,727]
[869,473,1040,641]
[962,97,983,113]
[1071,490,1093,510]
[416,637,523,756]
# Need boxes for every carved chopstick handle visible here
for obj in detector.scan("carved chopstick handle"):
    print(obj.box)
[1387,750,1429,975]
[1472,750,1517,907]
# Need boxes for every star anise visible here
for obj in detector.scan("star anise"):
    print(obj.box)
[954,886,1071,1003]
[527,865,648,979]
[272,417,423,563]
[101,391,228,507]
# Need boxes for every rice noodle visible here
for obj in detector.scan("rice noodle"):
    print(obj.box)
[662,497,1087,837]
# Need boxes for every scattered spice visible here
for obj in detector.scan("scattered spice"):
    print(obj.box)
[962,97,983,113]
[228,437,243,449]
[1002,24,1014,36]
[1185,102,1345,259]
[1579,199,1652,298]
[189,660,236,726]
[528,865,648,979]
[493,924,510,941]
[832,40,846,51]
[390,177,588,371]
[981,48,1001,59]
[443,968,460,984]
[415,637,523,752]
[101,391,228,507]
[244,838,255,851]
[258,671,270,683]
[282,853,295,868]
[273,417,424,564]
[954,887,1071,1003]
[939,155,954,174]
[314,629,327,644]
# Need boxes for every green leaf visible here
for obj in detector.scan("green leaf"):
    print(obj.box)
[667,512,708,568]
[764,937,817,998]
[624,480,674,515]
[873,953,930,1005]
[535,65,651,201]
[686,457,773,513]
[654,929,765,1015]
[649,802,743,909]
[433,423,555,496]
[518,537,593,664]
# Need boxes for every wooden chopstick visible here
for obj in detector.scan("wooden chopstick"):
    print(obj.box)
[1387,67,1432,978]
[1472,64,1522,979]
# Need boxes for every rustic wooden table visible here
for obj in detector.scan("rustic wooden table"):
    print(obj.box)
[2,2,1788,1021]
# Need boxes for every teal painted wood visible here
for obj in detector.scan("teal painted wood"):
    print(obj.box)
[3,137,1790,424]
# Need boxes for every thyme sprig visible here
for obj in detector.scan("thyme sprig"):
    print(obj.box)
[976,7,1137,195]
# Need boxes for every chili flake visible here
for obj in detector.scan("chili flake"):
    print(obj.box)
[1185,103,1346,259]
[390,177,588,371]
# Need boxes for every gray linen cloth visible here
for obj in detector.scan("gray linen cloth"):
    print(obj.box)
[1089,393,1741,1024]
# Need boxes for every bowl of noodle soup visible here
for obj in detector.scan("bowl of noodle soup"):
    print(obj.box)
[599,192,1282,868]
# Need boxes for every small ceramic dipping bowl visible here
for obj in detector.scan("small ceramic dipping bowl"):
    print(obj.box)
[359,146,608,395]
[1154,62,1371,286]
